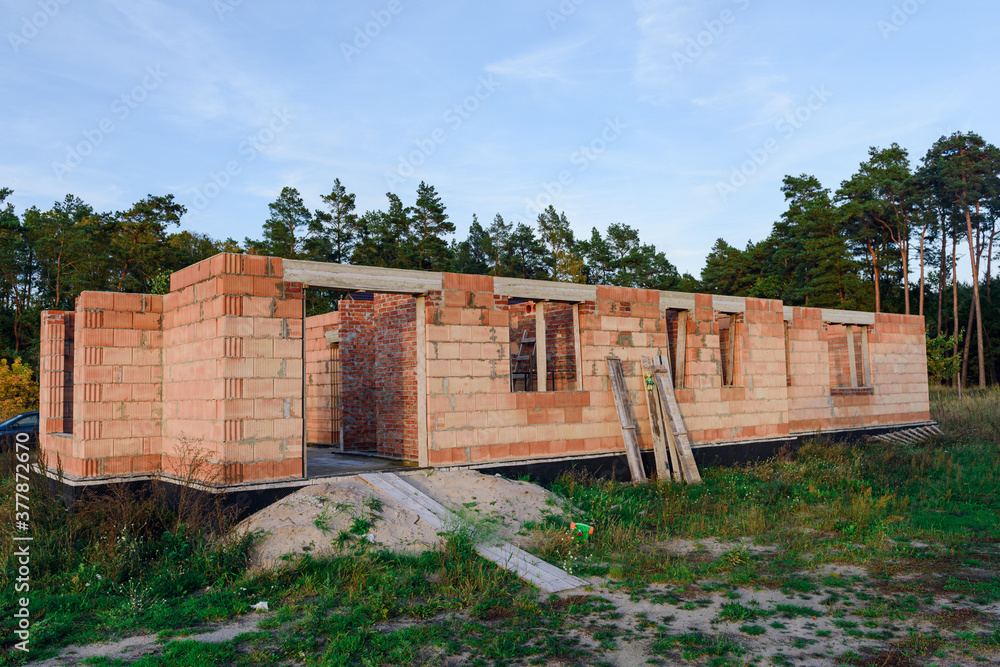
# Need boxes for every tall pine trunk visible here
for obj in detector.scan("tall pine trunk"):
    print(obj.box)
[867,239,881,313]
[918,223,929,317]
[963,206,986,388]
[937,224,946,336]
[952,235,960,388]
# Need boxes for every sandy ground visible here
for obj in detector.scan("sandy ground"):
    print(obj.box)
[240,469,565,568]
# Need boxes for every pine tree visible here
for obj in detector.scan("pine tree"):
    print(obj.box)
[410,182,454,271]
[921,132,1000,387]
[246,187,313,259]
[310,178,359,264]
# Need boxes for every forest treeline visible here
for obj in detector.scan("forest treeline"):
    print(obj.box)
[1,131,998,386]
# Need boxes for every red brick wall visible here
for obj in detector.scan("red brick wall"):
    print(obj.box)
[374,294,418,460]
[507,301,536,390]
[544,302,577,391]
[305,311,340,446]
[504,301,576,391]
[338,297,376,452]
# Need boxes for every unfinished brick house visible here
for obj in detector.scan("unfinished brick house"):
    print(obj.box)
[38,253,931,491]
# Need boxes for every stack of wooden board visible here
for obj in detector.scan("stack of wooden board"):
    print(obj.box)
[605,355,701,484]
[641,355,701,484]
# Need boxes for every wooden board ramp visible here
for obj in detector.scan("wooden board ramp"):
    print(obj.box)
[869,424,943,446]
[648,355,701,484]
[359,472,586,593]
[605,356,647,482]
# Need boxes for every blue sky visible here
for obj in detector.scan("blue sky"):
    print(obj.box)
[3,0,997,277]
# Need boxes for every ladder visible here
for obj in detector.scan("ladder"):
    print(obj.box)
[510,331,536,391]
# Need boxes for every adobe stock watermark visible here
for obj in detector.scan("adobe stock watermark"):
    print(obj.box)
[8,0,71,53]
[384,75,502,187]
[341,0,409,63]
[546,0,585,30]
[715,85,833,202]
[51,65,167,181]
[673,0,751,71]
[213,0,244,20]
[191,107,294,211]
[878,0,929,39]
[523,117,626,219]
[12,432,33,653]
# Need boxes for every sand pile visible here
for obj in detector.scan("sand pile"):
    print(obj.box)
[239,469,564,568]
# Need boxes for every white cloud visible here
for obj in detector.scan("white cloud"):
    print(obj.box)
[484,40,588,81]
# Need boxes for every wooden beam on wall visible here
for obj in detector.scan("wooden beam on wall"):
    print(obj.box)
[847,324,858,388]
[535,302,546,392]
[416,295,428,467]
[674,310,688,389]
[572,303,582,390]
[860,325,871,387]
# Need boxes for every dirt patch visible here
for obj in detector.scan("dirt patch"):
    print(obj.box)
[25,613,271,667]
[240,470,566,568]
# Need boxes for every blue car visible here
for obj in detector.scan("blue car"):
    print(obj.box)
[0,411,39,450]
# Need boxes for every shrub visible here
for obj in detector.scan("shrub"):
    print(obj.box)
[0,357,37,420]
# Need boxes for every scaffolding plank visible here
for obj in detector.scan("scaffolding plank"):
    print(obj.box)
[605,356,647,482]
[360,472,444,529]
[360,473,585,593]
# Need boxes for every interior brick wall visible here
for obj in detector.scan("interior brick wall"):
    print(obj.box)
[338,297,376,452]
[374,293,418,460]
[38,310,75,467]
[304,311,340,446]
[544,302,577,391]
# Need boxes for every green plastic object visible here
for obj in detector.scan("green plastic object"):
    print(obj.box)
[570,522,594,542]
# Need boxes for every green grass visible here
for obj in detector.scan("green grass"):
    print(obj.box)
[2,386,1000,665]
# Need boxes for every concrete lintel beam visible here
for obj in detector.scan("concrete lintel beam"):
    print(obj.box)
[659,291,697,311]
[712,295,746,313]
[820,309,875,325]
[493,277,598,303]
[283,260,444,294]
